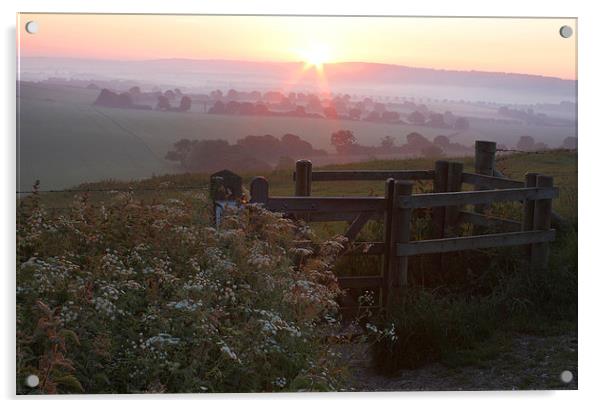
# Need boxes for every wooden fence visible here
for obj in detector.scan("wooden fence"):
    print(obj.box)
[249,140,558,310]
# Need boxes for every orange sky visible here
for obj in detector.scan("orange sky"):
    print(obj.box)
[17,14,577,80]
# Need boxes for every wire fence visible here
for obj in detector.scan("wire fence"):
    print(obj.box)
[16,186,209,195]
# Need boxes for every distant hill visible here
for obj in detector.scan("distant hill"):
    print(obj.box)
[19,57,575,103]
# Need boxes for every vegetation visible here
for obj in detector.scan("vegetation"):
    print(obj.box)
[17,188,348,393]
[17,149,577,391]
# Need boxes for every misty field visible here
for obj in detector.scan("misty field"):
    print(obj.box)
[18,82,575,191]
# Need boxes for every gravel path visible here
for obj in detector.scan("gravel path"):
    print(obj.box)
[341,333,578,391]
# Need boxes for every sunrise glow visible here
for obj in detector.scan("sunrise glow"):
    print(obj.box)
[300,44,332,72]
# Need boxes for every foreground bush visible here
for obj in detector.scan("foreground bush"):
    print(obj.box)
[17,190,346,393]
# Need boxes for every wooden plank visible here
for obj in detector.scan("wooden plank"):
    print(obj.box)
[344,212,373,240]
[461,172,525,190]
[266,196,385,213]
[398,187,558,209]
[458,211,522,232]
[307,212,379,222]
[303,170,435,181]
[396,229,556,256]
[346,241,386,255]
[337,275,383,289]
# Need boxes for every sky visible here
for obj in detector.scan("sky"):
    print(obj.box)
[17,14,577,80]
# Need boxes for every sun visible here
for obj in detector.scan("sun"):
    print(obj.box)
[300,44,331,71]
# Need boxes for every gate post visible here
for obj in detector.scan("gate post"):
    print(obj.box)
[250,177,269,205]
[382,178,395,308]
[531,175,553,270]
[474,141,497,218]
[432,160,449,239]
[522,172,538,257]
[444,161,464,235]
[387,180,413,310]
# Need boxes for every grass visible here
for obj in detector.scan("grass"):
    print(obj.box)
[23,149,577,380]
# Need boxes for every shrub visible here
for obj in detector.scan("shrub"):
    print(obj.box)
[17,191,346,393]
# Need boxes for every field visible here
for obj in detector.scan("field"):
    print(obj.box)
[18,149,577,392]
[18,81,576,191]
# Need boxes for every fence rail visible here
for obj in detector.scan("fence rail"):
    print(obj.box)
[294,169,435,181]
[245,140,559,311]
[397,187,558,209]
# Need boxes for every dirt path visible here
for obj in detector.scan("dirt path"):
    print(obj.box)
[341,333,577,391]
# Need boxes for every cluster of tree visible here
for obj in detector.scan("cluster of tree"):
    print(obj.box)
[93,87,192,112]
[405,110,470,130]
[165,133,327,173]
[93,89,152,110]
[207,100,322,118]
[515,135,549,151]
[498,106,550,126]
[330,130,471,158]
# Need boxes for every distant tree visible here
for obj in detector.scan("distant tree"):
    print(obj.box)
[533,142,549,151]
[157,95,171,111]
[174,138,194,153]
[165,150,182,162]
[408,111,426,125]
[516,135,535,151]
[381,135,395,149]
[349,108,362,120]
[129,86,141,95]
[164,90,176,99]
[382,111,400,121]
[323,106,338,119]
[433,135,450,146]
[373,103,386,114]
[428,113,447,128]
[210,89,223,100]
[366,111,381,121]
[227,89,238,100]
[562,136,577,150]
[421,145,444,158]
[86,83,99,90]
[208,100,225,114]
[454,117,470,130]
[275,156,296,170]
[178,96,192,112]
[405,132,431,152]
[331,130,357,154]
[254,103,269,115]
[174,88,182,96]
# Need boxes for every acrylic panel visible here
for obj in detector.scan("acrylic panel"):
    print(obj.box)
[16,14,577,394]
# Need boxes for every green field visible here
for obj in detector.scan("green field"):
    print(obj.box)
[17,81,576,191]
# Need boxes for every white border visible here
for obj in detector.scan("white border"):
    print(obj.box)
[3,1,600,407]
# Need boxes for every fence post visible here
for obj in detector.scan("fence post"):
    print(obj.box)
[250,177,269,205]
[531,175,553,270]
[432,160,449,239]
[522,172,538,257]
[387,180,413,311]
[444,161,464,235]
[381,178,395,308]
[295,160,312,221]
[295,160,312,196]
[474,141,497,216]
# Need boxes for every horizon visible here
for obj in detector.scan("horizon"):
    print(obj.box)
[19,55,576,82]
